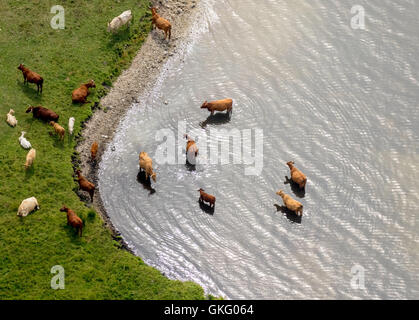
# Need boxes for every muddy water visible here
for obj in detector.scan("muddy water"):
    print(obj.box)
[99,0,419,299]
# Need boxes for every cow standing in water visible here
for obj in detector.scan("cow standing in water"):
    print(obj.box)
[184,134,198,164]
[200,99,233,116]
[286,161,307,189]
[198,189,216,208]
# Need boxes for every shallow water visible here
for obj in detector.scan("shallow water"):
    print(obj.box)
[99,0,419,299]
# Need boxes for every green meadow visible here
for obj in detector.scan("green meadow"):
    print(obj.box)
[0,0,205,299]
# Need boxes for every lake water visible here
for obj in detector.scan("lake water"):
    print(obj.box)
[98,0,419,299]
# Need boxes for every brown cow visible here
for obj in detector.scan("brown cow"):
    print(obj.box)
[91,141,98,161]
[139,151,156,182]
[60,205,83,237]
[184,134,198,163]
[26,106,59,122]
[276,190,303,216]
[76,170,95,201]
[201,99,233,115]
[151,7,171,40]
[72,80,95,104]
[18,64,43,93]
[286,161,307,189]
[49,121,65,140]
[198,188,216,208]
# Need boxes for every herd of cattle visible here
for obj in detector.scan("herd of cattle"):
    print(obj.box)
[10,53,99,236]
[7,7,308,239]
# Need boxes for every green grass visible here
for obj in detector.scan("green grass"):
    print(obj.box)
[0,0,205,299]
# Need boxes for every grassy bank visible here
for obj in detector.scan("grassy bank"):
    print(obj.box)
[0,0,205,299]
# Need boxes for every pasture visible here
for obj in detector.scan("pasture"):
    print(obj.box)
[0,0,205,299]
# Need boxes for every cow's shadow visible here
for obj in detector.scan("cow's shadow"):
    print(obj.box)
[17,80,43,100]
[199,200,214,215]
[48,132,65,149]
[63,224,83,241]
[107,24,132,46]
[284,176,305,198]
[200,112,231,128]
[150,28,171,46]
[136,171,156,195]
[185,163,196,172]
[89,157,98,168]
[274,204,302,224]
[71,100,92,107]
[67,133,75,145]
[24,165,35,180]
[185,158,197,171]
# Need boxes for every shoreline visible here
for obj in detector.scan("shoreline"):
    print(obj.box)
[75,0,201,253]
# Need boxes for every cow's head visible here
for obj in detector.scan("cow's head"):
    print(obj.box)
[276,190,285,198]
[200,101,208,109]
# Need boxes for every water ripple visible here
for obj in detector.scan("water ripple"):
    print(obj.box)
[99,0,419,299]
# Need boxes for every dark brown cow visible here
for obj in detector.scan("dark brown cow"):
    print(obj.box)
[26,106,59,122]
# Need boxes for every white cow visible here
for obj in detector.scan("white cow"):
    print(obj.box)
[68,117,75,135]
[17,197,39,217]
[107,10,132,33]
[6,109,17,127]
[19,131,31,149]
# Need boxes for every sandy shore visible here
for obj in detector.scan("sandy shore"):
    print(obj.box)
[75,0,200,251]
